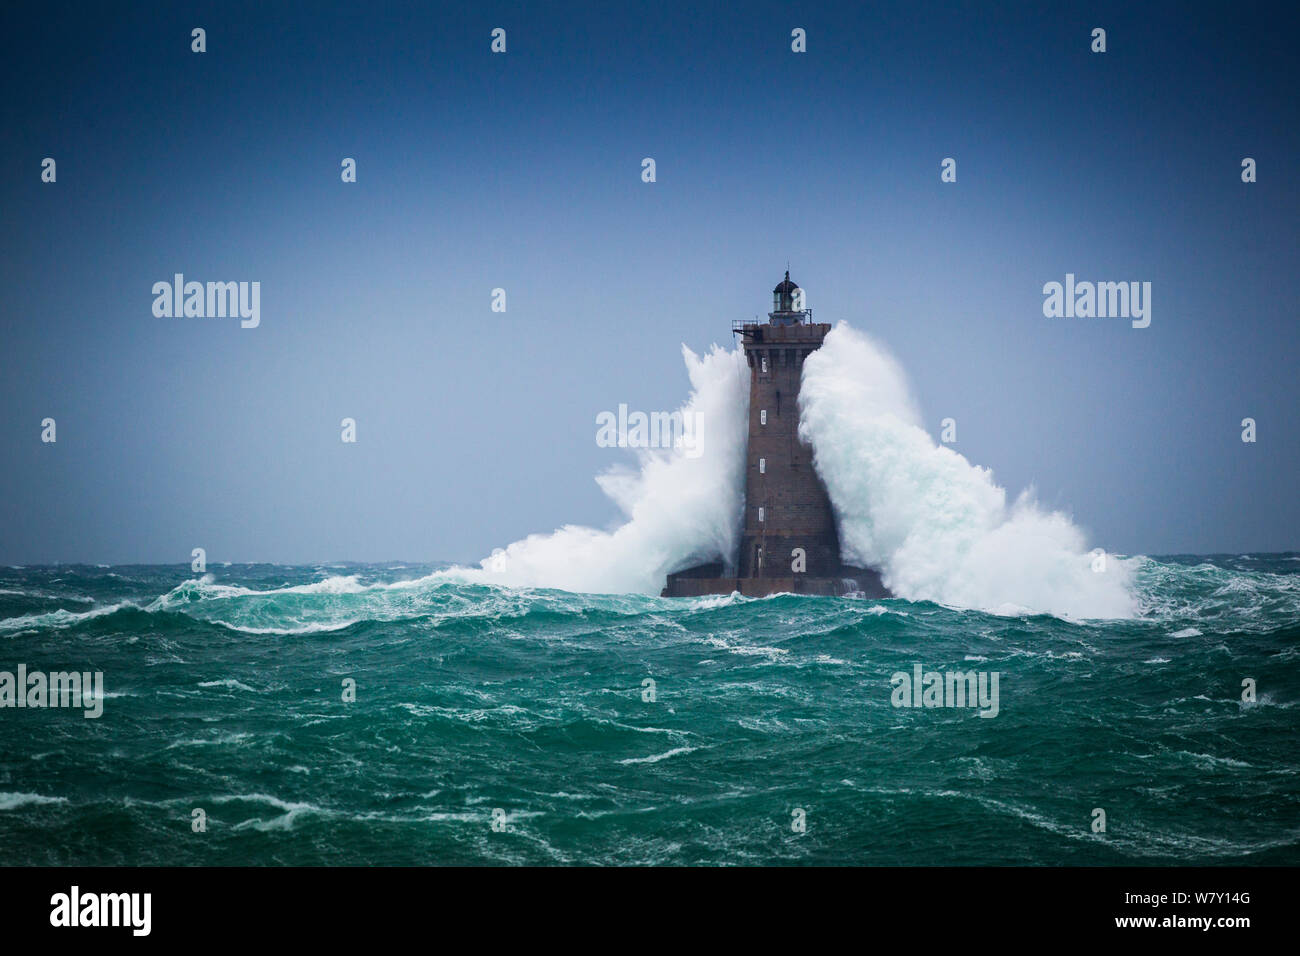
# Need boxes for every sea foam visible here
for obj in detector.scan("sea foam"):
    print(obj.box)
[799,323,1136,619]
[439,324,1135,618]
[445,344,750,594]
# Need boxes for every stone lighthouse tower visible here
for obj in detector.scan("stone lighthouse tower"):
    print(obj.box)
[661,272,889,598]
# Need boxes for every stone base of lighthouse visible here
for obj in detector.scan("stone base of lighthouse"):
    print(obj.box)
[661,563,890,599]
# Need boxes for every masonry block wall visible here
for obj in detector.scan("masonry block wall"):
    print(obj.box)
[736,321,844,579]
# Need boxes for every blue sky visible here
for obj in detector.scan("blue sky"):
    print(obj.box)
[2,0,1297,564]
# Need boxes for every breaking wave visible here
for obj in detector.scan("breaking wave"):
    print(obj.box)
[443,322,1136,618]
[443,344,750,595]
[799,323,1137,619]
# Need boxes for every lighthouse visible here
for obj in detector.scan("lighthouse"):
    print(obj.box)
[661,272,890,598]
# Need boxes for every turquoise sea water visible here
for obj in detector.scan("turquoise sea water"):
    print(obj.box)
[0,556,1297,865]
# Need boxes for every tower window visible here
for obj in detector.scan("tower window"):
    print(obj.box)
[761,355,768,374]
[758,506,765,523]
[760,409,767,425]
[759,458,766,474]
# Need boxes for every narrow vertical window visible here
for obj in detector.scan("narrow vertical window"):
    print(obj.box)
[761,355,768,373]
[759,458,766,474]
[760,409,767,425]
[758,506,765,523]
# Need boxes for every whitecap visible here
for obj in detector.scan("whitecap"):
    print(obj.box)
[0,792,68,810]
[619,745,697,765]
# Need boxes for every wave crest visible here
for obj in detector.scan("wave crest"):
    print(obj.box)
[443,343,750,594]
[799,323,1137,619]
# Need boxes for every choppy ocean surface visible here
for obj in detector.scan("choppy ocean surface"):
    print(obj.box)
[1,556,1297,866]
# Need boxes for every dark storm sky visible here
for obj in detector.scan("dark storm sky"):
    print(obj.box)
[1,1,1296,563]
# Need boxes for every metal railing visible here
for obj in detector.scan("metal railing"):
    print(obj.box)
[732,310,814,336]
